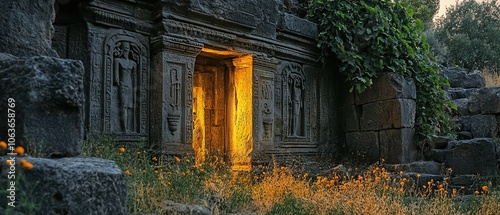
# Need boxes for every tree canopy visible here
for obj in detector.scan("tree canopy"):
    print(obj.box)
[435,0,500,71]
[399,0,439,28]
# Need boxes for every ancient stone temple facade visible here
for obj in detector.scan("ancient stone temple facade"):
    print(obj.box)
[53,0,338,169]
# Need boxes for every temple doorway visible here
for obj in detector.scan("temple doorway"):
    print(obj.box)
[192,48,253,170]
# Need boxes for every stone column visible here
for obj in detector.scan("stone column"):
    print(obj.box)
[150,36,202,154]
[0,0,58,57]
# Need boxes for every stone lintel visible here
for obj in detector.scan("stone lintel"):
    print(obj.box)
[150,35,203,56]
[253,55,279,70]
[82,2,154,35]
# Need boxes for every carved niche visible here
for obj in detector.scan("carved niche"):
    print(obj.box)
[102,30,149,141]
[281,62,310,143]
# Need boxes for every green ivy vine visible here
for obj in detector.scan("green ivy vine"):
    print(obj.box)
[308,0,455,140]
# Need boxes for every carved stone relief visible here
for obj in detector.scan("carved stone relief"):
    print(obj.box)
[253,56,278,151]
[260,76,275,146]
[281,62,310,143]
[102,30,149,141]
[163,52,197,145]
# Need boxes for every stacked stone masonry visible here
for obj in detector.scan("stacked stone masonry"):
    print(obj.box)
[433,67,500,176]
[343,73,417,164]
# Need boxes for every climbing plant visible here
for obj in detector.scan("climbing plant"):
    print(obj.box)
[308,0,455,139]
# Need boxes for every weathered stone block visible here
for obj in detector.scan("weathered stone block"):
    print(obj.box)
[0,0,58,57]
[442,68,486,89]
[0,157,127,214]
[447,88,479,101]
[478,87,500,114]
[342,104,359,132]
[444,138,497,176]
[469,115,497,138]
[278,13,318,39]
[0,55,84,157]
[345,131,379,163]
[461,89,481,115]
[379,128,416,164]
[451,98,470,116]
[355,73,416,105]
[431,149,447,163]
[360,99,416,131]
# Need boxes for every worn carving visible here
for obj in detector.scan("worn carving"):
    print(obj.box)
[281,62,310,142]
[103,30,149,140]
[113,41,138,133]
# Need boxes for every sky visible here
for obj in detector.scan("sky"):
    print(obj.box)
[437,0,486,18]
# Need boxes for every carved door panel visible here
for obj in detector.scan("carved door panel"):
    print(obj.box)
[193,62,226,159]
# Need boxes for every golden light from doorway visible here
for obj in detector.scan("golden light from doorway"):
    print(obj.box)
[192,51,253,171]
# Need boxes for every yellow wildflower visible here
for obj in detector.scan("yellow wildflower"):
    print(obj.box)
[21,160,33,170]
[5,159,14,166]
[0,141,7,149]
[14,146,24,155]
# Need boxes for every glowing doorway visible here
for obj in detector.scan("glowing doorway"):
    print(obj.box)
[192,48,253,170]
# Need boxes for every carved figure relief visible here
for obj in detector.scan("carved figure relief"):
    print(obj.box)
[288,73,304,137]
[281,63,309,141]
[113,41,138,133]
[102,30,149,140]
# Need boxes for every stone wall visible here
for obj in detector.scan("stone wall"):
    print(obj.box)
[430,67,499,176]
[342,73,417,164]
[53,0,340,166]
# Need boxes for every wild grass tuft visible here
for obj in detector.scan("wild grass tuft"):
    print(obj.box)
[83,136,500,215]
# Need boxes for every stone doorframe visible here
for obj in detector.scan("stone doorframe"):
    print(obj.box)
[150,35,277,170]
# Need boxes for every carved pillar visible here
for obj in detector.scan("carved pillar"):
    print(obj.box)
[150,36,202,154]
[253,56,278,152]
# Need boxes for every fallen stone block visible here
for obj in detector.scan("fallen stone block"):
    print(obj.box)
[444,138,497,176]
[0,0,58,57]
[442,68,485,89]
[0,156,127,215]
[0,55,84,157]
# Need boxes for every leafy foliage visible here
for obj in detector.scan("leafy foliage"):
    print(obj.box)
[399,0,440,28]
[435,0,500,72]
[308,0,454,139]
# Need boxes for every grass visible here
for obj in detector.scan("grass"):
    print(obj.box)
[82,136,500,215]
[483,69,500,87]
